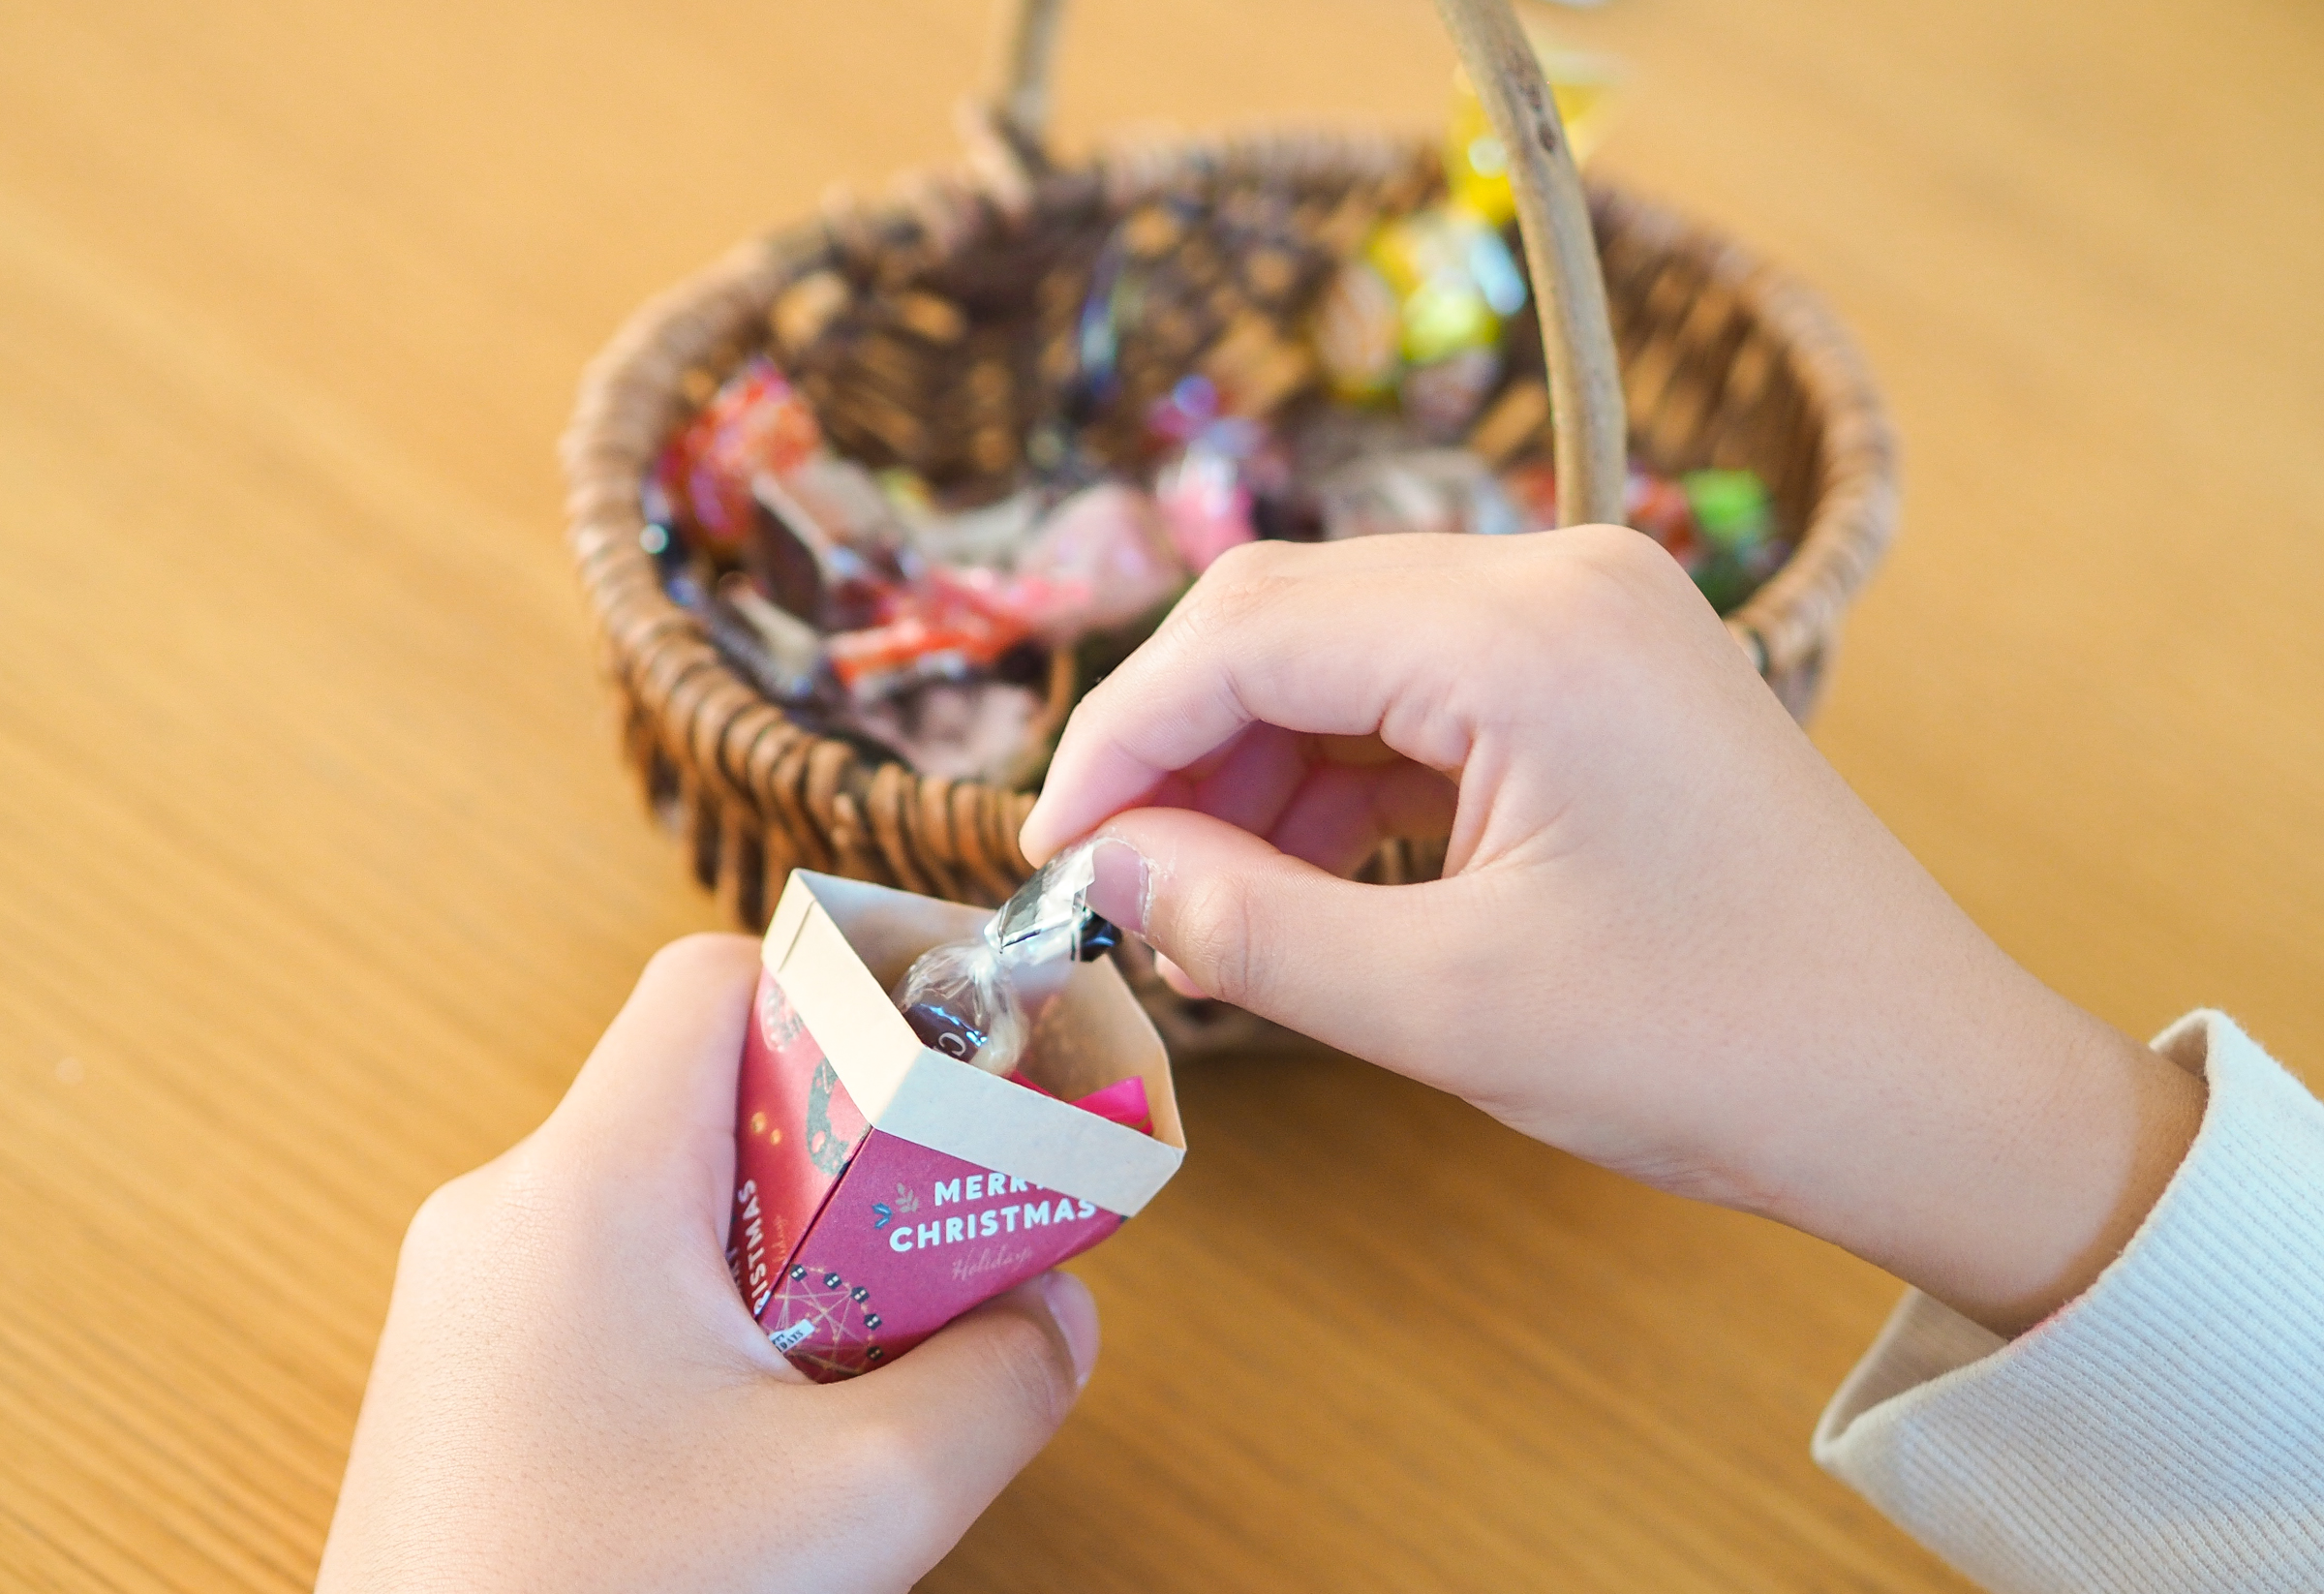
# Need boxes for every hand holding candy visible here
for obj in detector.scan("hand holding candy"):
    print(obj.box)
[895,842,1122,1075]
[317,937,1097,1593]
[1021,530,2203,1336]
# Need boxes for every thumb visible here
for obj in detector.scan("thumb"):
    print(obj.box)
[1086,810,1458,1061]
[848,1273,1097,1530]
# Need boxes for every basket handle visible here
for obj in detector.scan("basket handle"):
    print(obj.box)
[989,0,1627,527]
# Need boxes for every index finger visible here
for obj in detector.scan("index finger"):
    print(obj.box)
[1021,534,1533,861]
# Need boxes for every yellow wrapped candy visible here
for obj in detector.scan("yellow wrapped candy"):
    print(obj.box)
[1311,35,1618,423]
[1315,207,1528,403]
[1446,48,1620,228]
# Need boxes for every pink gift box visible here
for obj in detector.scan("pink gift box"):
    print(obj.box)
[727,872,1185,1380]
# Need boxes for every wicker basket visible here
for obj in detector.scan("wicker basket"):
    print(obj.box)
[561,0,1896,1044]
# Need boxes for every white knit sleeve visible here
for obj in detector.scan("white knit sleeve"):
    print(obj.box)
[1813,1011,2324,1592]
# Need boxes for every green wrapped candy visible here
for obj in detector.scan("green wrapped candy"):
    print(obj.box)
[1682,470,1772,553]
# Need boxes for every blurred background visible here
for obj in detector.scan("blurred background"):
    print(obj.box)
[2,0,2319,1588]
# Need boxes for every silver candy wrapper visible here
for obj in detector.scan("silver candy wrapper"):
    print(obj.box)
[890,842,1122,1077]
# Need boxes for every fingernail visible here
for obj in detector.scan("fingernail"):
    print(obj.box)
[1018,796,1058,867]
[1041,1271,1100,1389]
[1086,836,1149,939]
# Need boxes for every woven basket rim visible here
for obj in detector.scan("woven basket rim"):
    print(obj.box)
[562,126,1898,894]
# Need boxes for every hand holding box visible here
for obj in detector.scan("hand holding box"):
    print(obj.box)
[729,870,1184,1380]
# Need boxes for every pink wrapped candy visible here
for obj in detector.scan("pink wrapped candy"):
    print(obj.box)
[1012,484,1188,640]
[1154,423,1267,573]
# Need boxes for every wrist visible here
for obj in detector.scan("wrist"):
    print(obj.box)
[1938,1002,2204,1334]
[1769,976,2204,1337]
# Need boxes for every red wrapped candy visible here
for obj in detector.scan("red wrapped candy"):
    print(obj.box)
[655,356,823,554]
[1501,462,1705,567]
[823,567,1044,698]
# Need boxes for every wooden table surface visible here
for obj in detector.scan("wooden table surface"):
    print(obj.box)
[4,0,2319,1587]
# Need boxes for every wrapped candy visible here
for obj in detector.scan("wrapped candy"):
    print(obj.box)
[1682,469,1787,612]
[655,356,822,556]
[821,567,1043,700]
[1153,417,1270,572]
[752,471,907,633]
[1371,206,1528,368]
[1444,52,1621,228]
[1306,45,1616,442]
[773,454,908,561]
[1400,347,1504,443]
[1310,259,1404,406]
[1012,483,1188,638]
[1497,461,1556,532]
[874,466,936,523]
[1146,373,1227,448]
[1501,462,1703,555]
[892,843,1122,1076]
[847,680,1048,785]
[1684,470,1773,552]
[1500,460,1786,612]
[710,572,829,705]
[638,519,708,611]
[727,869,1178,1382]
[1311,204,1528,441]
[1065,216,1138,414]
[1318,448,1523,539]
[1626,470,1699,558]
[899,486,1052,573]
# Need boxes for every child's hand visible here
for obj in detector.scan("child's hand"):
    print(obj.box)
[1024,529,2202,1334]
[317,935,1097,1593]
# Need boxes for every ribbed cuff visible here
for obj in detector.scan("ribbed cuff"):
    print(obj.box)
[1813,1011,2324,1593]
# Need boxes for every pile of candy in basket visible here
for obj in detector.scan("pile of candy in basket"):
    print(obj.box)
[642,65,1786,788]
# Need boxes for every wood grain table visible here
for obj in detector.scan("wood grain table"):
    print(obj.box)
[3,0,2319,1587]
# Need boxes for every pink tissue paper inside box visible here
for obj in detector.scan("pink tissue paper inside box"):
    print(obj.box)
[727,871,1185,1381]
